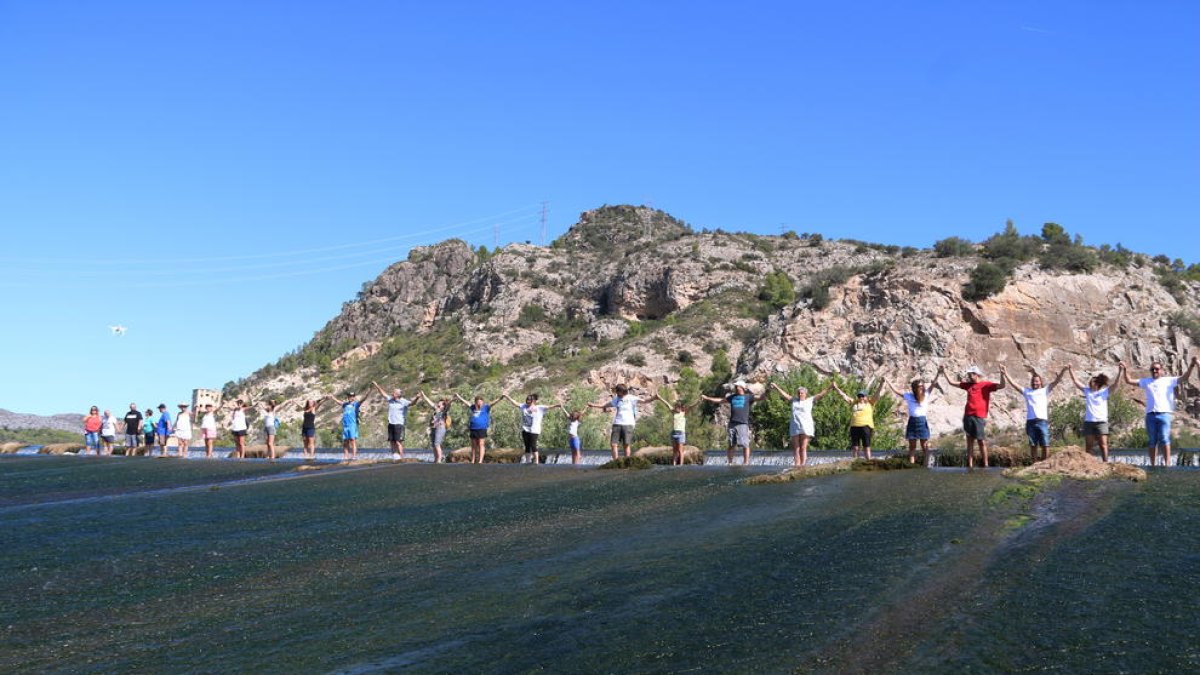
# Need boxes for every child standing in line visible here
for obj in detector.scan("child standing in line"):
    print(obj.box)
[655,393,696,466]
[561,408,586,465]
[832,384,878,460]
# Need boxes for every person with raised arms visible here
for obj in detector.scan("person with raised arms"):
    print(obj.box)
[171,403,192,458]
[768,381,834,466]
[1064,363,1124,462]
[1121,357,1198,466]
[325,392,367,461]
[226,400,250,459]
[701,380,767,466]
[454,392,505,464]
[560,407,588,465]
[939,365,1005,468]
[298,399,324,460]
[588,384,656,460]
[373,381,413,459]
[198,403,219,459]
[419,391,452,463]
[999,365,1066,463]
[259,400,281,461]
[501,393,561,465]
[881,371,942,465]
[830,383,879,460]
[655,392,699,466]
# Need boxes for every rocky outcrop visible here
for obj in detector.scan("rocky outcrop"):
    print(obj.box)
[229,205,1200,441]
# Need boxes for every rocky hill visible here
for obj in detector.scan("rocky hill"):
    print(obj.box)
[226,205,1200,443]
[0,408,84,434]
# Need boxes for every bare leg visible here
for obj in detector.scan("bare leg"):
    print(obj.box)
[980,440,989,467]
[799,435,810,466]
[1148,443,1156,467]
[1098,435,1109,463]
[266,435,275,461]
[350,439,358,459]
[965,437,975,468]
[920,439,930,467]
[1163,443,1171,467]
[742,444,751,465]
[791,435,801,466]
[864,445,872,461]
[908,438,917,464]
[610,443,619,460]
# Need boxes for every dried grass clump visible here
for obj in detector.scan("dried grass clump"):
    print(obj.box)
[598,456,654,470]
[634,445,706,465]
[39,443,85,455]
[0,442,27,454]
[1004,447,1146,482]
[448,447,525,463]
[744,460,855,485]
[233,445,294,459]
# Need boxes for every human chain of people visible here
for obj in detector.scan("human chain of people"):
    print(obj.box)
[77,357,1198,468]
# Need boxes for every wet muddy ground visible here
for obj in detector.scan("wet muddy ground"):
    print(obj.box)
[1,457,1196,673]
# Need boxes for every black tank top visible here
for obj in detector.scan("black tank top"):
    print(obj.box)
[302,411,316,430]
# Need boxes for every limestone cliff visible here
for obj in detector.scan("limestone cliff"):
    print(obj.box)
[227,205,1199,440]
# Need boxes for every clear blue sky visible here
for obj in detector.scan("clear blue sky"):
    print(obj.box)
[1,1,1196,416]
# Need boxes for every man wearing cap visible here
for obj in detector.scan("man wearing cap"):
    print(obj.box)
[154,404,172,458]
[940,366,1005,467]
[372,381,412,459]
[702,380,767,465]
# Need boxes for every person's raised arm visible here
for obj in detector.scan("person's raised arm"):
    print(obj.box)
[500,394,520,408]
[418,390,436,409]
[1119,361,1139,387]
[453,393,471,406]
[1183,356,1199,383]
[810,384,834,402]
[830,382,851,403]
[1047,366,1067,393]
[1064,364,1085,391]
[700,393,725,403]
[372,381,389,400]
[769,382,791,399]
[882,379,904,398]
[655,392,674,407]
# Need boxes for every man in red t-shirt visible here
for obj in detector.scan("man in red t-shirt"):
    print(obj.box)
[940,365,1005,468]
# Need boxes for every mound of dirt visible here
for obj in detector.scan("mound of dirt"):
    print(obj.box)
[229,445,293,459]
[1004,447,1147,482]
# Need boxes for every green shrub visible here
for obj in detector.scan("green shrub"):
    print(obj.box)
[755,367,900,451]
[758,270,796,309]
[933,236,975,257]
[962,262,1010,300]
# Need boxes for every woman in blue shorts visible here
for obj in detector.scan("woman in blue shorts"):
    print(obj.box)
[884,371,942,465]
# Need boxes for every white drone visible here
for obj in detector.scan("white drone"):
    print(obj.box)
[108,325,127,336]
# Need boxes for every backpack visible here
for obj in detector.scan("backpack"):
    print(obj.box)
[444,412,452,429]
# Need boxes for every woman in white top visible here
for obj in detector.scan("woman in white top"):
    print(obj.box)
[173,403,193,458]
[260,401,280,462]
[588,384,656,460]
[882,370,942,465]
[227,400,250,459]
[560,407,587,465]
[198,404,219,458]
[1065,363,1123,462]
[769,381,834,466]
[99,410,119,455]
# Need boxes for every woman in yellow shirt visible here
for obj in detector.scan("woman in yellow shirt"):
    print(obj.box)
[833,383,877,460]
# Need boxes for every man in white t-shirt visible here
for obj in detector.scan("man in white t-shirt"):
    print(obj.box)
[589,384,656,460]
[1000,365,1066,462]
[1121,358,1198,466]
[374,381,412,458]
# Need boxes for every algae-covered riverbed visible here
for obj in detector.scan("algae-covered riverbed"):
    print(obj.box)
[1,457,1197,673]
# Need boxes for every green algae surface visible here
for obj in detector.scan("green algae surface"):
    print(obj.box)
[1,458,1197,673]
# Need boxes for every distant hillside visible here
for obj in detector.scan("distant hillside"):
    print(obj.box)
[0,409,83,434]
[225,205,1200,448]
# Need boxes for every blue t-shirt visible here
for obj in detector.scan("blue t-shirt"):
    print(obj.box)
[155,412,172,435]
[342,401,361,428]
[469,404,491,430]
